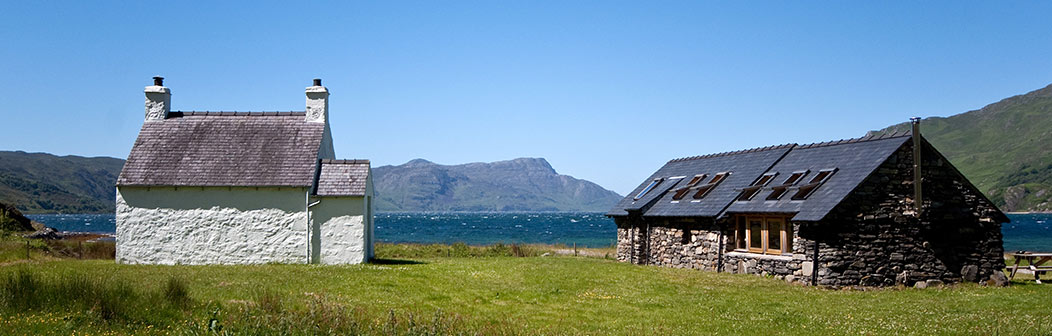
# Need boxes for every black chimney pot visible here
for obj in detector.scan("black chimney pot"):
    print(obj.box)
[313,78,322,86]
[153,76,164,86]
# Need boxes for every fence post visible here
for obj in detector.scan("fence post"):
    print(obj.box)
[26,240,30,259]
[79,241,84,259]
[574,242,577,256]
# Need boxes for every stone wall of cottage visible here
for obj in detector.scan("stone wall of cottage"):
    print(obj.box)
[805,140,1005,287]
[614,138,1006,287]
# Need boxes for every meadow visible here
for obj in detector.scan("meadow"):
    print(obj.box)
[1,239,1051,335]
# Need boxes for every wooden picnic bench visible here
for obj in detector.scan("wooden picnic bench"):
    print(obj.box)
[1007,252,1052,284]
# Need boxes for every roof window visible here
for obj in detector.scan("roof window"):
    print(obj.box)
[737,172,779,201]
[791,168,837,200]
[634,178,662,200]
[671,174,707,200]
[767,170,808,200]
[692,172,730,199]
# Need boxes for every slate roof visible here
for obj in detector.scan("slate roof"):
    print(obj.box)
[117,112,326,187]
[607,145,794,218]
[313,160,371,196]
[607,132,925,221]
[723,136,911,221]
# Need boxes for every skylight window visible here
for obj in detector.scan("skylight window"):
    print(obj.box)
[692,172,730,199]
[634,178,662,200]
[737,172,779,201]
[791,168,838,200]
[672,174,707,200]
[767,170,808,200]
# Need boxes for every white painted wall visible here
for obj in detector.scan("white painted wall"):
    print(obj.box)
[310,196,368,264]
[116,186,309,265]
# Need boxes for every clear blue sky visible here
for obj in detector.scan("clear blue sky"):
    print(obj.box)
[2,2,1051,195]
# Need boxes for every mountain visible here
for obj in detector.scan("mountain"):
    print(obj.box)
[373,158,623,212]
[0,151,124,214]
[871,83,1052,212]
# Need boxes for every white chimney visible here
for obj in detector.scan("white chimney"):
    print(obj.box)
[144,76,171,121]
[305,78,329,123]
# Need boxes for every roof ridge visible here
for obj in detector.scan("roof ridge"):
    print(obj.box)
[668,143,797,163]
[169,111,307,117]
[796,131,912,149]
[321,159,371,164]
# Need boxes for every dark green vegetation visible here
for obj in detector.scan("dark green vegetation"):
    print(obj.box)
[1,241,1051,335]
[0,202,35,231]
[873,83,1052,212]
[0,151,124,214]
[373,158,623,212]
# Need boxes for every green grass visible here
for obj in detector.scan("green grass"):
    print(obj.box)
[1,244,1051,335]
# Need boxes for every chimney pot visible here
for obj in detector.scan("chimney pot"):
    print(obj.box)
[313,78,322,86]
[910,117,921,124]
[153,76,164,86]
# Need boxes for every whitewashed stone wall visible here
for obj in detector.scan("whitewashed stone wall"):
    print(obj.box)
[311,197,368,264]
[116,186,309,265]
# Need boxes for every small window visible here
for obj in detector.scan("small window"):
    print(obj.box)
[692,172,730,199]
[791,168,837,200]
[672,174,707,200]
[767,170,809,200]
[634,178,662,200]
[735,215,791,255]
[737,172,778,201]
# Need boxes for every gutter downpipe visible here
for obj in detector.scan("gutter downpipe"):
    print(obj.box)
[306,194,322,264]
[811,238,820,286]
[911,117,923,216]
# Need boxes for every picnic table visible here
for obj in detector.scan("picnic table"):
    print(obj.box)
[1007,252,1052,284]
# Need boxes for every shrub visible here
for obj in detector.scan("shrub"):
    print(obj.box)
[163,276,190,307]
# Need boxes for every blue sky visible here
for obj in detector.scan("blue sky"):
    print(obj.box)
[1,2,1051,195]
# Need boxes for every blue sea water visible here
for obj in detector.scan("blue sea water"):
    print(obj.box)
[24,213,1052,251]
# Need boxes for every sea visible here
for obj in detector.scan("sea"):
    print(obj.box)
[24,212,1052,251]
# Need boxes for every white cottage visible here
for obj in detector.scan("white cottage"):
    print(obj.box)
[115,77,374,265]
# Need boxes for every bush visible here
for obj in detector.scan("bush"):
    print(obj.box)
[163,276,190,307]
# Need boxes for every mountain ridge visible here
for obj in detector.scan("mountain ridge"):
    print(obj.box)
[0,151,125,214]
[871,83,1052,212]
[372,157,623,212]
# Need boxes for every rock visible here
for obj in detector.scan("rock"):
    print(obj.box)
[0,202,36,231]
[926,279,944,287]
[541,252,551,257]
[896,271,911,285]
[961,265,979,282]
[785,275,796,283]
[987,272,1009,287]
[913,281,928,289]
[24,226,62,240]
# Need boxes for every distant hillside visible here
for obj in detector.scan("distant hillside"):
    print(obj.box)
[0,151,124,214]
[872,83,1052,212]
[373,158,623,212]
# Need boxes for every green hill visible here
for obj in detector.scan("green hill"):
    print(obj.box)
[373,158,623,212]
[0,151,124,214]
[871,83,1052,212]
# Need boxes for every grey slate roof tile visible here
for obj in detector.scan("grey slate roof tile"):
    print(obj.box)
[724,136,911,221]
[608,133,920,222]
[116,112,325,187]
[314,160,371,196]
[607,145,793,217]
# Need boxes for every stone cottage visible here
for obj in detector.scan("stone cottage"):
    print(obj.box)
[607,120,1008,287]
[116,77,374,265]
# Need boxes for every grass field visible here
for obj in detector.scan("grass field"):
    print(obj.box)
[1,240,1051,335]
